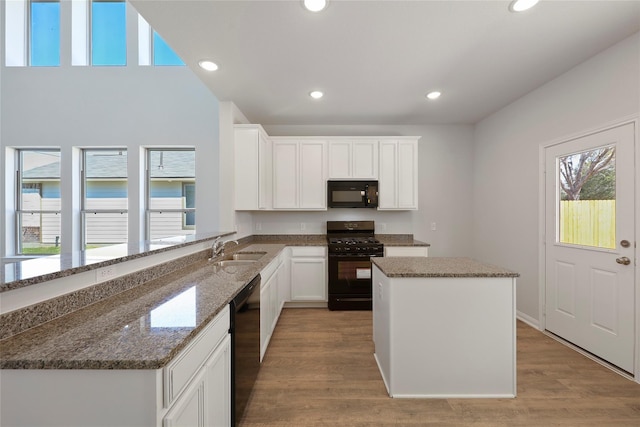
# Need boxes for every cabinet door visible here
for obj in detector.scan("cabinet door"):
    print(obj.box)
[234,128,260,210]
[352,140,378,178]
[299,141,327,209]
[272,141,299,209]
[235,126,272,211]
[290,257,327,301]
[163,373,204,427]
[257,132,272,210]
[397,141,418,209]
[378,141,398,209]
[269,275,279,332]
[204,335,231,427]
[328,141,352,178]
[260,278,272,360]
[378,140,418,210]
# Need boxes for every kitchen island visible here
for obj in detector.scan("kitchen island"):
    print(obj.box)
[371,257,519,398]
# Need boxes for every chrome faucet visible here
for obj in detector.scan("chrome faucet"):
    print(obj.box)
[210,238,239,260]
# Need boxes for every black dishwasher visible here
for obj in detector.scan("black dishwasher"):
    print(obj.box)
[230,274,261,427]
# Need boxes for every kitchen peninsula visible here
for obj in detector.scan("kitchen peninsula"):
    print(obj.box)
[371,257,519,398]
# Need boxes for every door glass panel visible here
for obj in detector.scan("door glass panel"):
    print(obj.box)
[558,145,615,249]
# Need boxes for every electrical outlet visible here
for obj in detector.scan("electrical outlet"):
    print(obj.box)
[301,223,306,231]
[96,265,117,282]
[255,222,262,231]
[431,222,437,231]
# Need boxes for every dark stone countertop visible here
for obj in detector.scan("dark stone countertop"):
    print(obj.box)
[372,257,519,278]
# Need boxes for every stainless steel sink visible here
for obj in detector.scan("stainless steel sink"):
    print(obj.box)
[232,252,266,261]
[212,259,257,267]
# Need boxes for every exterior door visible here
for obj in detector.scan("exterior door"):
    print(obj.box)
[545,123,635,373]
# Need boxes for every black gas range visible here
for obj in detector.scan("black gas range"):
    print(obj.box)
[327,221,383,310]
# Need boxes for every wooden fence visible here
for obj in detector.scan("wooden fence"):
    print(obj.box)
[560,200,615,249]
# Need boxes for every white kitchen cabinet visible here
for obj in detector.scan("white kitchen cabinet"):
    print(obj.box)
[165,334,231,427]
[163,370,205,427]
[328,140,378,179]
[378,139,419,210]
[272,139,327,210]
[384,246,429,257]
[259,254,285,360]
[289,246,327,302]
[204,335,231,426]
[260,277,273,360]
[234,124,272,210]
[0,306,231,427]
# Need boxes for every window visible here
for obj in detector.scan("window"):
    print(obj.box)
[82,149,128,248]
[91,0,126,66]
[147,149,196,239]
[137,14,185,66]
[558,145,616,249]
[30,0,60,66]
[153,31,185,66]
[17,150,62,255]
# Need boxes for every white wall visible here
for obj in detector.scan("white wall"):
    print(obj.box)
[0,3,222,257]
[262,124,475,257]
[472,32,640,324]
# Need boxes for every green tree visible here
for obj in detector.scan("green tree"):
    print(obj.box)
[578,165,615,200]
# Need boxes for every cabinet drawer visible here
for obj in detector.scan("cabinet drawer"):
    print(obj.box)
[164,305,230,408]
[384,246,429,257]
[290,246,326,257]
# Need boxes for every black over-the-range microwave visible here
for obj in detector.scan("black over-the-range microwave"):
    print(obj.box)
[327,180,378,208]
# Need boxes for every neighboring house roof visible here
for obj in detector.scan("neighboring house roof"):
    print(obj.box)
[23,162,60,179]
[23,151,195,179]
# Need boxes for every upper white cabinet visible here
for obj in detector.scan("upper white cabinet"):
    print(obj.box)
[234,125,272,210]
[272,139,327,210]
[378,139,419,210]
[328,140,378,179]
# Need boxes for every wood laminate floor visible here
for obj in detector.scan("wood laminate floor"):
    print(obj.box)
[240,308,640,426]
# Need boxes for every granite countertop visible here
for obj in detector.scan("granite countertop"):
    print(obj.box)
[0,244,285,370]
[2,233,428,290]
[0,234,431,370]
[372,257,519,278]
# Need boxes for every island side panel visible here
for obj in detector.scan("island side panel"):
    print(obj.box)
[0,369,162,426]
[372,265,392,394]
[389,276,516,398]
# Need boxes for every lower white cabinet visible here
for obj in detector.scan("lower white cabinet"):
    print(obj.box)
[163,370,205,427]
[260,254,285,360]
[163,334,231,427]
[289,246,327,302]
[0,306,231,427]
[384,246,429,257]
[204,335,232,426]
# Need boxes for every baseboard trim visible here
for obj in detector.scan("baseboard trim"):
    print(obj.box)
[516,311,540,330]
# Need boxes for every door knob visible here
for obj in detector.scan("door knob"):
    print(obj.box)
[616,257,631,265]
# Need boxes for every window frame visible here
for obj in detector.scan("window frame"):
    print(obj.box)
[145,148,196,240]
[90,0,127,66]
[15,149,62,255]
[29,0,61,67]
[81,148,129,249]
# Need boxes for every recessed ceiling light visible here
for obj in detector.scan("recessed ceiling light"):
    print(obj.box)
[198,60,218,71]
[509,0,539,12]
[310,90,324,99]
[303,0,328,13]
[425,91,441,100]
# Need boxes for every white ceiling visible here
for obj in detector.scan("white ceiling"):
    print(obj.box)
[130,0,640,125]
